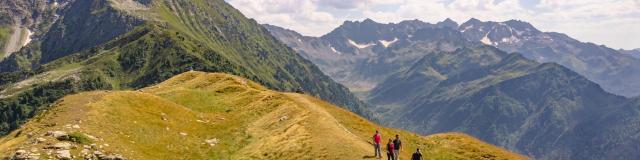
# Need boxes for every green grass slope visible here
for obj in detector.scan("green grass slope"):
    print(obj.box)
[0,71,526,160]
[0,0,369,135]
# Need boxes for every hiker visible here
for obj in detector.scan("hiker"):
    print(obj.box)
[373,130,382,158]
[393,134,402,160]
[411,148,423,160]
[386,138,395,160]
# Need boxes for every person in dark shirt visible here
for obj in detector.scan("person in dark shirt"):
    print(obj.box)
[393,135,402,160]
[411,148,423,160]
[387,138,395,160]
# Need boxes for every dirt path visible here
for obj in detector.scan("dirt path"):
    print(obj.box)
[236,93,374,159]
[284,93,373,156]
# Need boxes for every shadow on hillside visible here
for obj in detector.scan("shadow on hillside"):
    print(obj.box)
[362,141,380,159]
[362,155,379,159]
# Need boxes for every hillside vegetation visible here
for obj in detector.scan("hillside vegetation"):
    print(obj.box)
[0,71,526,160]
[0,0,369,135]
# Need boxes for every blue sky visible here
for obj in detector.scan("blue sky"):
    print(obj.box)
[226,0,640,49]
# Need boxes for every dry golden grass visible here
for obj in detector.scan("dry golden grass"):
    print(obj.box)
[0,71,527,159]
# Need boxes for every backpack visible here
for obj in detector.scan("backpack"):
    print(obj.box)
[412,152,422,160]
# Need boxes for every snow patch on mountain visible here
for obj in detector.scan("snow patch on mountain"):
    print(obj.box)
[461,25,473,32]
[500,36,519,44]
[481,33,493,45]
[348,39,375,49]
[22,29,33,47]
[379,38,398,48]
[330,46,341,55]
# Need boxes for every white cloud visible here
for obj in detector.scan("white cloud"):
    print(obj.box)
[315,0,366,9]
[226,0,640,49]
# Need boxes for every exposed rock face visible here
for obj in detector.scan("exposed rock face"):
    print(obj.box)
[0,0,71,27]
[0,0,71,59]
[40,0,144,63]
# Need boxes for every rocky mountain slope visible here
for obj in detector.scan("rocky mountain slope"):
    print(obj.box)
[264,19,466,91]
[0,0,369,136]
[267,18,640,97]
[459,19,640,97]
[368,45,637,159]
[0,71,526,160]
[0,0,68,59]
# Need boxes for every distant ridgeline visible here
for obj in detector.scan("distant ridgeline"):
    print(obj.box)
[0,0,371,135]
[266,19,640,159]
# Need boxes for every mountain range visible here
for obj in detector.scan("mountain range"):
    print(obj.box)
[459,18,640,97]
[267,18,640,97]
[266,19,640,159]
[1,0,638,159]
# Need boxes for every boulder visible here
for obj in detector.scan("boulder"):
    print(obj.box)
[205,138,219,146]
[45,131,69,140]
[160,113,168,121]
[93,150,104,157]
[12,149,28,160]
[27,152,41,160]
[35,137,46,143]
[45,131,66,137]
[279,115,288,121]
[55,150,72,160]
[49,142,72,150]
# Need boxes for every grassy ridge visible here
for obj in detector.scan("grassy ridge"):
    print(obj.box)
[0,0,369,135]
[0,71,526,159]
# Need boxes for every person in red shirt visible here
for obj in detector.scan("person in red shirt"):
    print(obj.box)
[373,130,382,158]
[387,138,395,160]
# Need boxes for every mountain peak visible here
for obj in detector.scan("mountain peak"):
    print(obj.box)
[362,18,377,24]
[465,18,483,24]
[504,19,540,33]
[397,19,432,27]
[437,18,459,29]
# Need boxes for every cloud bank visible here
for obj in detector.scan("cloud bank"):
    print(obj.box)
[226,0,640,49]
